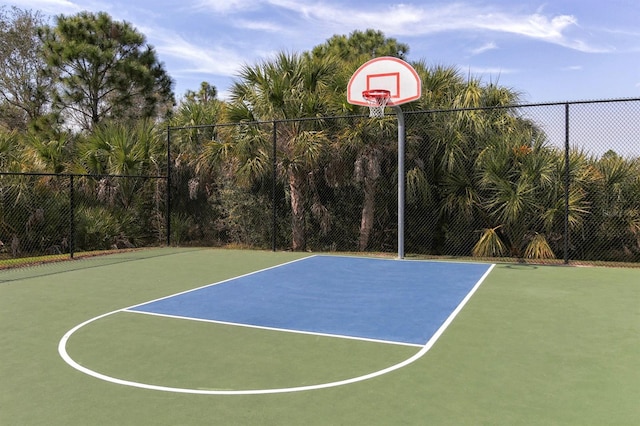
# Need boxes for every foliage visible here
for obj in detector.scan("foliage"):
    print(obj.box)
[578,152,640,261]
[74,205,139,250]
[0,128,23,171]
[226,51,341,250]
[22,129,75,174]
[183,82,217,104]
[310,28,409,62]
[39,11,174,131]
[0,14,638,263]
[0,6,54,130]
[312,30,415,250]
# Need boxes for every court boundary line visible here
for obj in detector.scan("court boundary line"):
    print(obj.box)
[0,247,206,284]
[122,309,424,348]
[58,259,496,395]
[314,253,494,266]
[125,255,314,311]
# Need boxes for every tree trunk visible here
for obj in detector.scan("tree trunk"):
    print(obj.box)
[358,176,376,251]
[358,149,381,251]
[288,168,306,251]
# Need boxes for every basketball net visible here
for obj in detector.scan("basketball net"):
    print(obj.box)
[362,89,391,118]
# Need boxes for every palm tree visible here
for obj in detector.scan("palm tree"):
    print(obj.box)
[580,151,640,261]
[169,85,227,244]
[472,117,595,260]
[404,64,525,256]
[338,116,397,250]
[79,121,155,177]
[226,52,340,251]
[0,129,23,172]
[474,127,558,258]
[72,120,165,249]
[0,128,75,255]
[171,85,226,178]
[0,129,24,249]
[22,130,73,175]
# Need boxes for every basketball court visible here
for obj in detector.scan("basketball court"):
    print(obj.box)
[58,255,493,394]
[2,247,639,425]
[2,55,639,424]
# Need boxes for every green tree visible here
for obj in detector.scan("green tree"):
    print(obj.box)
[310,28,408,62]
[402,63,469,253]
[580,151,640,261]
[0,6,54,130]
[337,117,397,250]
[77,120,164,206]
[226,52,340,250]
[22,130,74,174]
[405,64,567,258]
[71,120,166,249]
[169,82,228,244]
[171,81,224,171]
[183,81,217,104]
[469,113,595,261]
[474,128,558,258]
[39,11,174,131]
[311,30,410,250]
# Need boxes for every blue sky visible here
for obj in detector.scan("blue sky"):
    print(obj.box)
[7,0,640,104]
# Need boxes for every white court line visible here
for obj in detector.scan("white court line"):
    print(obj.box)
[58,262,495,395]
[125,255,315,311]
[122,309,424,348]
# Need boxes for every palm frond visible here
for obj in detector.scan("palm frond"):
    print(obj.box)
[523,233,556,259]
[472,226,507,257]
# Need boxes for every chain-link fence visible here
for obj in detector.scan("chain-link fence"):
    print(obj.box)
[0,173,71,262]
[169,98,640,265]
[0,172,167,266]
[2,98,639,267]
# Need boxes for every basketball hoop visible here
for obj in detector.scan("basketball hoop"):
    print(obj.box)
[362,89,391,118]
[348,58,422,259]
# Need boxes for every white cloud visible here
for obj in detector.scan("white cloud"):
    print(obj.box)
[194,0,261,14]
[233,19,284,33]
[466,66,516,76]
[255,1,609,53]
[146,28,246,76]
[482,13,575,40]
[470,42,498,55]
[14,0,634,102]
[8,0,83,14]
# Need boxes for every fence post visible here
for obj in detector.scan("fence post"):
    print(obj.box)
[272,121,277,252]
[166,126,171,246]
[393,106,406,260]
[69,174,75,259]
[563,103,570,264]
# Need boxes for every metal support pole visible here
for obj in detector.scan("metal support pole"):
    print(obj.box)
[563,103,570,264]
[69,174,75,259]
[272,121,278,252]
[166,126,172,246]
[393,106,405,259]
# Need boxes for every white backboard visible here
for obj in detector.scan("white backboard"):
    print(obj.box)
[347,57,421,107]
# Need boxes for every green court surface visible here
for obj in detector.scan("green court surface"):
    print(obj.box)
[1,248,639,425]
